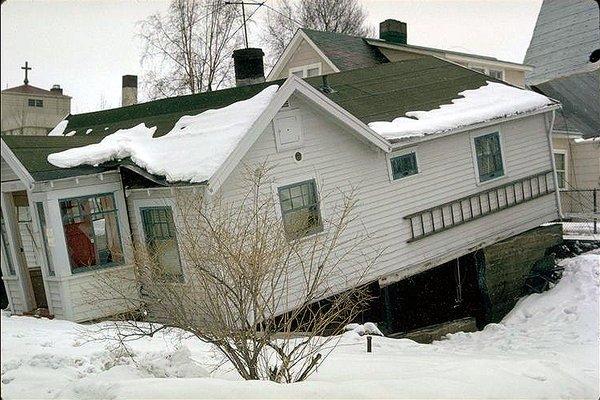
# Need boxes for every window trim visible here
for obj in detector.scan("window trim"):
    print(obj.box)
[288,62,322,78]
[470,130,508,185]
[275,177,323,239]
[139,205,185,282]
[133,198,187,283]
[386,147,420,183]
[58,192,125,274]
[553,149,568,190]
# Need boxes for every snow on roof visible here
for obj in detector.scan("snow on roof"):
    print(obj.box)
[368,82,555,140]
[47,120,69,136]
[47,85,279,183]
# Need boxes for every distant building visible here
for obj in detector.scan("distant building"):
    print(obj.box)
[1,62,71,136]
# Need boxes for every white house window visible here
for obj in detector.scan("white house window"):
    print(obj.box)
[488,69,504,80]
[474,132,505,182]
[554,152,567,190]
[468,65,505,81]
[278,179,322,238]
[59,193,124,273]
[289,63,322,78]
[28,99,43,107]
[140,206,183,281]
[390,152,418,180]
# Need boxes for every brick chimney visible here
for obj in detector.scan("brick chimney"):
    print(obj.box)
[232,48,265,87]
[380,19,407,45]
[122,75,138,106]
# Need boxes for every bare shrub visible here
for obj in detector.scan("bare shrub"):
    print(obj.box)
[94,162,380,383]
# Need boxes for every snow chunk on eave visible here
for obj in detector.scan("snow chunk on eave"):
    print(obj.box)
[47,85,279,183]
[369,82,555,140]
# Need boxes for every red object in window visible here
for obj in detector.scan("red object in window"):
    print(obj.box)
[64,222,96,268]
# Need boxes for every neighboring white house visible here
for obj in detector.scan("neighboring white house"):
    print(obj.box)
[1,56,562,333]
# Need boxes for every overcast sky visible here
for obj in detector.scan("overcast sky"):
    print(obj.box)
[1,0,542,113]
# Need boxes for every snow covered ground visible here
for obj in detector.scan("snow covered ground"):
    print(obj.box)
[2,251,599,399]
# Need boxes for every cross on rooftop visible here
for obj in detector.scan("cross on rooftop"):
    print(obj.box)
[21,61,32,85]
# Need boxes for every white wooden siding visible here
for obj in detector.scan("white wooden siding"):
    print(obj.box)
[219,96,557,301]
[2,276,27,313]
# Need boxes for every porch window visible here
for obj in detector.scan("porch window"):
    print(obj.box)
[278,179,322,238]
[36,203,55,276]
[140,207,183,281]
[474,132,504,182]
[1,211,16,275]
[390,152,418,180]
[59,193,124,273]
[554,152,567,190]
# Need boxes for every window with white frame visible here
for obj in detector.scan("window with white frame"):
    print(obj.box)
[468,65,505,81]
[59,193,124,273]
[289,63,322,78]
[278,179,322,238]
[36,202,55,276]
[390,151,419,180]
[554,152,567,190]
[140,206,183,281]
[473,132,505,182]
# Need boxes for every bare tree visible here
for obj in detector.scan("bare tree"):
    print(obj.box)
[138,0,242,99]
[92,162,380,383]
[263,0,373,62]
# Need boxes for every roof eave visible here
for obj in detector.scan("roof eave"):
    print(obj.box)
[389,104,561,149]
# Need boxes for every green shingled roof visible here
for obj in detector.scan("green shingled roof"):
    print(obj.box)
[301,28,389,71]
[1,135,114,181]
[3,56,498,183]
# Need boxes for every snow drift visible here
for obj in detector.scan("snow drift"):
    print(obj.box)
[1,251,598,399]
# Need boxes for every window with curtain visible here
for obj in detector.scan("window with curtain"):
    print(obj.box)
[474,132,505,182]
[59,193,124,273]
[554,152,567,189]
[278,179,322,238]
[390,152,418,180]
[36,202,55,276]
[140,207,183,281]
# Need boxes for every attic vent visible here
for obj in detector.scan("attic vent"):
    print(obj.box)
[282,100,291,108]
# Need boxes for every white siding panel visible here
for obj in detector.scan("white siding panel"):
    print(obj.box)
[219,97,557,301]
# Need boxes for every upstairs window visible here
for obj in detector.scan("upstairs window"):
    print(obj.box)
[289,63,322,78]
[140,206,183,281]
[474,132,505,182]
[278,179,322,238]
[390,152,418,180]
[59,193,124,273]
[488,69,504,80]
[554,152,567,190]
[28,99,43,107]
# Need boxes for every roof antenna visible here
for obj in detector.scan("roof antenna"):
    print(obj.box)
[320,75,335,94]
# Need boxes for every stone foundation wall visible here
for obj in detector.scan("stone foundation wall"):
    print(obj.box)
[480,224,563,322]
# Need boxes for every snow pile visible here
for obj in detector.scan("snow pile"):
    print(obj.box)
[344,322,383,336]
[47,120,68,136]
[369,82,554,139]
[47,85,279,183]
[1,252,598,399]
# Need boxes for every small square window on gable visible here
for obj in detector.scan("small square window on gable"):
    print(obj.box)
[273,109,302,152]
[390,151,419,180]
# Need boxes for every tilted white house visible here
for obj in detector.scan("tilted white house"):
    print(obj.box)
[1,56,563,332]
